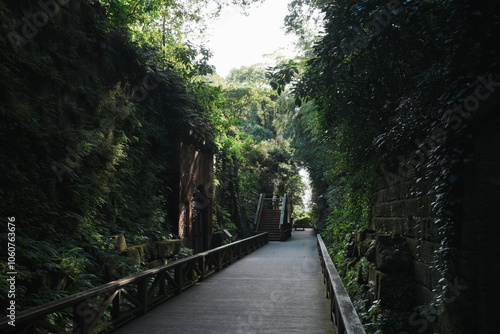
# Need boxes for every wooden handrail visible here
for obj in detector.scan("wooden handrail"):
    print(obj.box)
[0,233,269,334]
[279,193,287,228]
[317,234,366,334]
[253,193,265,232]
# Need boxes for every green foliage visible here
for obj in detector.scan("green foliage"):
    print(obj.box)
[210,64,305,235]
[0,0,212,311]
[227,65,269,87]
[266,59,300,95]
[322,184,372,274]
[171,247,195,262]
[284,0,325,51]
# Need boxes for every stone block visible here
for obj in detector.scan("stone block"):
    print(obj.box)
[401,217,413,237]
[147,242,158,260]
[412,260,440,291]
[362,240,377,262]
[391,218,404,234]
[377,203,387,216]
[145,259,164,269]
[374,269,385,299]
[428,219,441,243]
[387,186,400,202]
[124,244,147,264]
[414,284,434,305]
[156,239,182,259]
[372,218,388,232]
[377,271,415,311]
[356,228,376,243]
[404,198,419,216]
[429,266,440,289]
[407,238,438,263]
[103,257,127,281]
[124,242,159,263]
[390,201,403,216]
[374,177,388,191]
[375,189,384,203]
[417,240,438,264]
[417,195,432,214]
[406,237,418,258]
[375,235,412,274]
[413,260,432,288]
[109,234,127,252]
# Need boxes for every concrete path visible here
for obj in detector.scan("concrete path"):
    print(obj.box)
[114,229,335,334]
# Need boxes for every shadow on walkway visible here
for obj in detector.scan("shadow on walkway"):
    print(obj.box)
[114,229,335,334]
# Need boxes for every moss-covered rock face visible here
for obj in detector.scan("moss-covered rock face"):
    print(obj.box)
[123,239,183,266]
[109,234,128,252]
[156,240,183,259]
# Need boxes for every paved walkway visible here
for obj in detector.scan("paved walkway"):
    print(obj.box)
[115,229,335,334]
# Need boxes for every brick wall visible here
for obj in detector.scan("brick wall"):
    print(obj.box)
[371,171,442,333]
[368,112,500,333]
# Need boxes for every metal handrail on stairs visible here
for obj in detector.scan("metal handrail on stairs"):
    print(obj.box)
[279,193,287,228]
[253,193,265,232]
[254,193,291,241]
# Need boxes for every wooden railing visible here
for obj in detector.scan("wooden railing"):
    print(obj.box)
[253,193,265,232]
[279,193,291,239]
[317,234,366,334]
[0,233,269,334]
[279,193,287,228]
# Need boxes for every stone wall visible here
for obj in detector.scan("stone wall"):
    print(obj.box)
[372,173,440,308]
[123,239,183,268]
[364,108,500,333]
[362,173,442,333]
[103,235,184,281]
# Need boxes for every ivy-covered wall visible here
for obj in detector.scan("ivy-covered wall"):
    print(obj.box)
[368,169,453,333]
[350,101,500,334]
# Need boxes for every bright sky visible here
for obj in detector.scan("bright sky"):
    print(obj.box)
[205,0,298,77]
[299,168,312,211]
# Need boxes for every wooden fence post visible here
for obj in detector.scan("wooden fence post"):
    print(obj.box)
[73,299,90,334]
[137,279,148,315]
